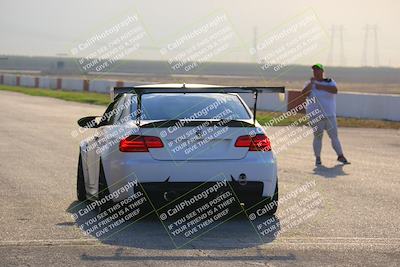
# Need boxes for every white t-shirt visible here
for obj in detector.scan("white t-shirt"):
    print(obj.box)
[305,79,337,118]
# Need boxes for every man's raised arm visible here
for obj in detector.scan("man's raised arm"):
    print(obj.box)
[315,83,338,94]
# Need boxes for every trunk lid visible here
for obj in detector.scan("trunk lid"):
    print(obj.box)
[139,120,255,161]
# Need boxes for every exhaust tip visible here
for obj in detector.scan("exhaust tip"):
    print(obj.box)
[238,173,247,185]
[163,191,177,201]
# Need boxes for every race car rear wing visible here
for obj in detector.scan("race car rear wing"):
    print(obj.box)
[111,85,285,125]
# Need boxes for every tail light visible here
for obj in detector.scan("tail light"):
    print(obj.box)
[235,134,271,151]
[119,135,164,152]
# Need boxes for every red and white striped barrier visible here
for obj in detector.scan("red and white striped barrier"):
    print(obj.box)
[0,73,399,121]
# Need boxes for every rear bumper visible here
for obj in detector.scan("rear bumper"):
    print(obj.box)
[103,152,277,200]
[139,181,265,201]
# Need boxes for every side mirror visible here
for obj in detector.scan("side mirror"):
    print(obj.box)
[77,116,101,128]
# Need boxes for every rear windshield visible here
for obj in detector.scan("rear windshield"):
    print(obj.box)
[132,93,251,120]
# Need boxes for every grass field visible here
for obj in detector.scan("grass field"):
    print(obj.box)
[256,111,400,129]
[1,85,399,129]
[0,85,110,106]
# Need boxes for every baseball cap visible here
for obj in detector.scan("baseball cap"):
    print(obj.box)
[312,63,324,71]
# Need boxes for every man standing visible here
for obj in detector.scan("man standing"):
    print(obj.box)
[302,64,350,166]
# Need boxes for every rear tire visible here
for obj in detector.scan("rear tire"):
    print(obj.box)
[266,181,278,215]
[77,153,87,201]
[98,161,113,212]
[246,180,278,215]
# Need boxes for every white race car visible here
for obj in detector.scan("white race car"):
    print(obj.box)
[76,84,283,214]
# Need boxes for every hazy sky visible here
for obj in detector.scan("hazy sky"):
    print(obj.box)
[1,0,399,67]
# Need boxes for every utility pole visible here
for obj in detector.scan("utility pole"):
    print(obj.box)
[361,24,369,66]
[372,25,379,66]
[327,25,335,66]
[339,25,346,66]
[252,26,258,62]
[361,24,380,67]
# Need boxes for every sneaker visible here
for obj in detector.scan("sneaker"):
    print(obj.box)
[337,155,351,164]
[315,157,322,166]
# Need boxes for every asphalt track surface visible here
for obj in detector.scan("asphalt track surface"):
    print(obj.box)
[0,90,399,266]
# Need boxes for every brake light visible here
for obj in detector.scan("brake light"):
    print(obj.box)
[235,134,271,151]
[119,135,164,152]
